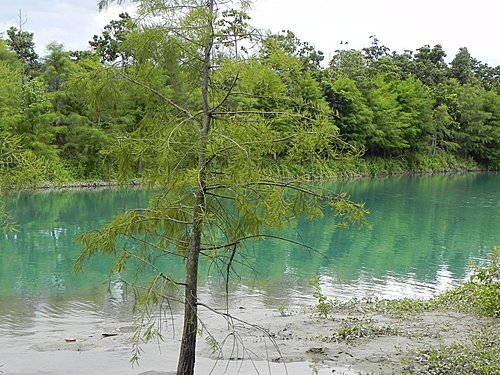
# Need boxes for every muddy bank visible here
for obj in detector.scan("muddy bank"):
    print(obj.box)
[1,299,497,375]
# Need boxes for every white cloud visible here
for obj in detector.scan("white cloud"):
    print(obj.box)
[1,0,499,66]
[250,0,500,66]
[0,0,135,55]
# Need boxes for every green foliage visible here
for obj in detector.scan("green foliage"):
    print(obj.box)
[72,6,368,373]
[378,298,431,316]
[320,322,400,343]
[327,50,367,84]
[412,44,448,86]
[431,104,459,154]
[435,247,500,317]
[261,30,324,71]
[468,247,500,317]
[0,202,18,233]
[0,131,66,188]
[60,125,114,179]
[89,12,135,64]
[310,276,334,318]
[450,47,473,85]
[365,74,410,155]
[405,333,499,375]
[5,26,40,73]
[471,247,500,284]
[456,83,500,167]
[325,76,375,150]
[2,12,500,186]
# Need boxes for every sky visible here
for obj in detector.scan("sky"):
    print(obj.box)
[0,0,499,66]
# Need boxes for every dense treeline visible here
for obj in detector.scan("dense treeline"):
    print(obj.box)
[1,13,499,186]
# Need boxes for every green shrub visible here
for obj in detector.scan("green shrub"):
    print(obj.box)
[405,334,500,374]
[436,247,499,317]
[310,276,334,318]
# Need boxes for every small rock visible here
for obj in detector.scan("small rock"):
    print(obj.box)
[306,347,325,354]
[102,333,118,338]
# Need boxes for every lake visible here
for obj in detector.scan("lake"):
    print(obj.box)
[1,172,499,336]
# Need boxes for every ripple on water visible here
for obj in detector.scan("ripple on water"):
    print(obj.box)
[0,298,111,338]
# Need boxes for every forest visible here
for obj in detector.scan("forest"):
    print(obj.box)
[1,12,499,189]
[1,3,499,375]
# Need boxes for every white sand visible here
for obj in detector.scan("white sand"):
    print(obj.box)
[1,302,495,375]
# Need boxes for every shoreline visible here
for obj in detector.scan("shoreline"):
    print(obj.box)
[1,298,497,375]
[1,167,496,195]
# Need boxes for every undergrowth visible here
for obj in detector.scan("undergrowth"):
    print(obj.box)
[403,331,500,375]
[402,248,500,374]
[310,247,499,318]
[310,247,499,373]
[434,247,499,317]
[266,153,483,180]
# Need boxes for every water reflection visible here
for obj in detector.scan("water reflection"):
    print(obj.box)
[0,173,499,335]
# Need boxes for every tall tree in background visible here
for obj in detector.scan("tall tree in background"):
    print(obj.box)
[75,1,366,374]
[325,76,375,150]
[6,26,40,74]
[449,47,473,85]
[89,12,135,64]
[456,82,500,166]
[362,35,390,62]
[413,44,448,86]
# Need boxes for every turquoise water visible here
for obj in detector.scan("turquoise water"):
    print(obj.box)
[0,173,499,330]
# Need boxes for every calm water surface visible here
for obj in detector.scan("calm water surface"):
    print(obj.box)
[1,173,499,336]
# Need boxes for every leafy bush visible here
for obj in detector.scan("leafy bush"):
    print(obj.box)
[310,276,334,318]
[469,247,500,316]
[436,247,499,317]
[405,333,500,375]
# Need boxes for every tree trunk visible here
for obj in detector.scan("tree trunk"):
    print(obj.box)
[176,203,202,375]
[176,2,214,374]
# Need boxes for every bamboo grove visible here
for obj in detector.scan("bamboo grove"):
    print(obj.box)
[1,10,499,188]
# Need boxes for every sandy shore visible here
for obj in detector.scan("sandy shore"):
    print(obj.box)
[1,300,497,375]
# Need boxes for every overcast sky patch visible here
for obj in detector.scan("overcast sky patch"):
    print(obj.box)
[0,0,498,66]
[0,0,132,55]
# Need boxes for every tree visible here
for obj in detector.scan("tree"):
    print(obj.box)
[325,76,375,150]
[75,1,366,375]
[362,35,390,62]
[479,89,500,166]
[386,49,415,79]
[327,49,367,84]
[0,55,60,187]
[449,47,473,85]
[413,44,448,86]
[89,12,136,64]
[394,75,434,152]
[472,60,500,92]
[42,43,75,94]
[364,74,408,155]
[261,30,324,72]
[456,83,500,166]
[0,38,22,65]
[0,56,23,131]
[431,104,459,155]
[5,26,40,74]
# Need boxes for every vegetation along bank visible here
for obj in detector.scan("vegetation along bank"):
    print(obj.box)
[1,13,499,187]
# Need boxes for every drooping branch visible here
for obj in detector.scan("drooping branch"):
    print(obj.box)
[210,72,240,113]
[115,69,199,121]
[212,110,316,121]
[201,233,319,253]
[121,249,187,286]
[196,301,287,368]
[205,178,345,201]
[127,235,188,259]
[203,131,355,168]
